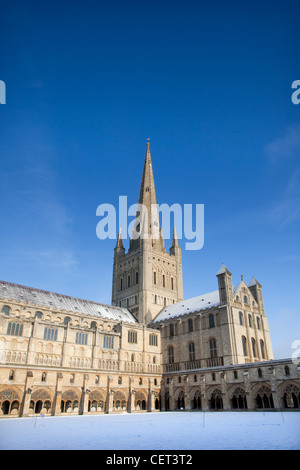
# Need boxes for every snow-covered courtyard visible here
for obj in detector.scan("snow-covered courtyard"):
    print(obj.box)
[0,411,299,450]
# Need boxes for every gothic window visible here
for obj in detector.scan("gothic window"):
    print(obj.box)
[64,317,71,325]
[44,327,58,341]
[9,370,14,380]
[168,346,174,364]
[41,372,46,382]
[209,338,217,358]
[1,306,11,315]
[256,317,261,329]
[258,368,263,378]
[171,277,174,290]
[233,370,238,379]
[128,330,137,344]
[188,318,193,332]
[248,314,252,328]
[260,339,265,359]
[128,275,131,288]
[139,378,142,385]
[153,356,156,364]
[120,279,123,290]
[91,321,97,330]
[244,296,248,304]
[95,375,99,384]
[154,294,157,304]
[149,333,158,346]
[153,272,157,285]
[242,336,248,356]
[7,322,23,337]
[135,272,139,284]
[169,323,174,337]
[35,311,42,319]
[251,338,257,357]
[76,332,88,345]
[285,365,290,376]
[70,374,75,383]
[118,377,122,384]
[209,314,215,328]
[212,372,216,381]
[103,335,114,349]
[188,342,195,361]
[164,297,166,306]
[131,353,135,362]
[194,375,197,382]
[163,275,165,287]
[239,311,243,325]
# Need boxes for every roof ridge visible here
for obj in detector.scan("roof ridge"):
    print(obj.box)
[0,280,125,311]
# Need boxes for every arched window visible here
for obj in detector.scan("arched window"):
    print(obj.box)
[242,336,248,356]
[128,330,137,344]
[118,376,122,384]
[169,323,174,337]
[188,342,195,361]
[260,339,265,359]
[188,318,193,332]
[209,338,217,358]
[153,355,156,364]
[244,296,248,304]
[248,314,252,328]
[163,275,165,288]
[64,317,71,325]
[256,317,260,329]
[239,312,243,325]
[1,306,11,315]
[131,353,135,362]
[251,338,257,357]
[127,275,131,288]
[35,311,42,319]
[285,365,290,376]
[258,368,263,378]
[209,314,215,328]
[168,346,174,364]
[91,321,97,330]
[41,372,46,382]
[9,370,14,380]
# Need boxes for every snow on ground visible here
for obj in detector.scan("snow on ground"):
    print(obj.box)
[0,411,299,450]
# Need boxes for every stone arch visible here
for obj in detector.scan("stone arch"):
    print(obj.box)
[135,391,147,411]
[208,387,223,410]
[254,384,274,409]
[30,388,53,415]
[61,389,80,413]
[280,382,300,409]
[113,391,127,411]
[229,386,247,410]
[0,387,22,416]
[88,389,106,412]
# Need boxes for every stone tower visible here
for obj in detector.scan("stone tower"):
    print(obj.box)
[112,142,183,324]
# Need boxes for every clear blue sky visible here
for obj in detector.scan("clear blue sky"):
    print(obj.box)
[1,0,300,358]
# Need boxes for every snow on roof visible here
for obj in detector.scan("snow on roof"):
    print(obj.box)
[151,289,221,323]
[0,280,137,324]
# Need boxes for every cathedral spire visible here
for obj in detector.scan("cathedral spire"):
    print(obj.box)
[130,141,164,251]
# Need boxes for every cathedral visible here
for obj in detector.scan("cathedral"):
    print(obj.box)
[0,143,299,417]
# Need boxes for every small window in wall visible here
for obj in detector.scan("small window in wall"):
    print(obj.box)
[136,272,139,285]
[128,330,137,343]
[1,306,11,315]
[9,370,14,381]
[41,372,46,382]
[149,333,158,346]
[171,278,174,290]
[103,335,114,349]
[76,332,88,345]
[244,296,248,304]
[209,314,215,328]
[35,311,42,319]
[188,318,193,332]
[163,275,166,287]
[153,272,157,285]
[169,324,174,337]
[7,322,23,337]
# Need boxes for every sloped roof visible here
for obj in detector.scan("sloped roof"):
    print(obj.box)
[151,289,221,323]
[0,280,137,324]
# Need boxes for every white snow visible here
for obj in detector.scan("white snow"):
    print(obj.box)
[0,411,299,450]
